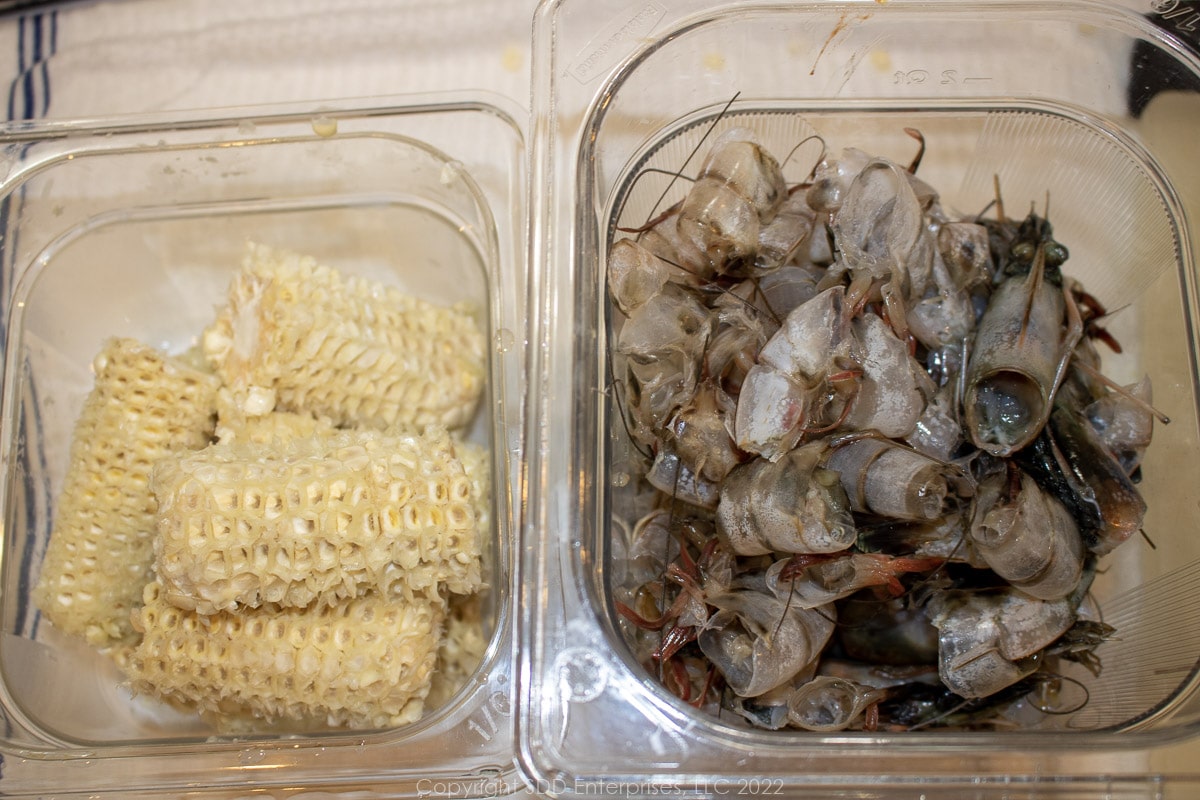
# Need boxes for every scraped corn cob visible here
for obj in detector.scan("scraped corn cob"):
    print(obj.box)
[426,593,488,708]
[152,427,483,615]
[33,338,220,648]
[203,243,486,431]
[455,437,492,543]
[126,581,444,729]
[424,445,491,708]
[213,387,335,446]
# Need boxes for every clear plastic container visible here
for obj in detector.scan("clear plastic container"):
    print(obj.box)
[0,93,526,797]
[523,0,1200,796]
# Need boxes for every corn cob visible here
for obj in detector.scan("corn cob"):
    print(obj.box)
[152,427,483,615]
[424,442,491,709]
[126,581,444,729]
[198,596,487,730]
[212,387,336,447]
[455,437,492,544]
[426,593,488,709]
[32,338,220,648]
[202,243,486,431]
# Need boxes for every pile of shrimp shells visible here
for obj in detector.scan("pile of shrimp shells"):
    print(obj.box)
[606,126,1158,733]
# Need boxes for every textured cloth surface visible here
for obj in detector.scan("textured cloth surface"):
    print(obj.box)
[1,0,534,121]
[0,0,1163,124]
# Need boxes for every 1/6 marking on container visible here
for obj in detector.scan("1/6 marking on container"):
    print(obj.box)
[1152,0,1200,34]
[466,691,511,743]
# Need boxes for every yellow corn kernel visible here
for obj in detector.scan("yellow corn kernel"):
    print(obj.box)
[426,593,488,709]
[203,243,486,431]
[32,338,220,648]
[152,428,483,615]
[126,582,444,730]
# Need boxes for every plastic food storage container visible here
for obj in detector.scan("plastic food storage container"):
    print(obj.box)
[0,93,526,798]
[523,0,1200,796]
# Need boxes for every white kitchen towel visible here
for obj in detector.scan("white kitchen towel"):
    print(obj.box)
[1,0,534,122]
[6,0,1183,126]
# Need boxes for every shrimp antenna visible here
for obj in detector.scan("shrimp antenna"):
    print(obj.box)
[906,696,975,731]
[902,526,968,606]
[638,91,742,234]
[699,276,780,326]
[903,127,926,174]
[799,373,862,437]
[614,168,692,234]
[657,470,688,680]
[780,133,827,183]
[604,350,654,460]
[693,662,720,708]
[954,334,970,428]
[772,574,799,643]
[1016,244,1047,348]
[973,198,997,220]
[748,275,784,326]
[1070,360,1170,425]
[992,174,1007,224]
[616,204,681,236]
[1025,672,1090,716]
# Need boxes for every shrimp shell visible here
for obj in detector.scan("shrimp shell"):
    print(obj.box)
[841,311,931,439]
[734,286,850,458]
[806,147,871,214]
[757,285,848,378]
[733,367,811,461]
[1085,375,1155,475]
[646,443,721,510]
[905,384,962,462]
[676,128,788,275]
[824,438,959,522]
[698,590,836,697]
[936,221,992,289]
[755,189,817,274]
[616,286,712,443]
[906,250,977,353]
[833,159,924,283]
[1044,399,1146,556]
[729,673,814,730]
[666,380,742,483]
[963,248,1083,457]
[927,590,1074,699]
[716,444,856,556]
[607,238,673,315]
[970,469,1084,601]
[786,676,885,732]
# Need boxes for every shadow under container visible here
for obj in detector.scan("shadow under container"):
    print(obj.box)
[523,0,1200,797]
[0,94,525,798]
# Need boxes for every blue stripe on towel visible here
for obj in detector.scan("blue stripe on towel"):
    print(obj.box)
[6,10,55,120]
[4,10,57,640]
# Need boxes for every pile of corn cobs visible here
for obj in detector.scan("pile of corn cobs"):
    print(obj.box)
[35,244,489,731]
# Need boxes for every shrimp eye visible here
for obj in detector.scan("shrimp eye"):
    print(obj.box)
[1011,241,1035,262]
[1044,242,1069,266]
